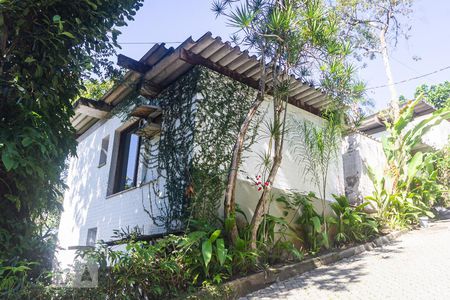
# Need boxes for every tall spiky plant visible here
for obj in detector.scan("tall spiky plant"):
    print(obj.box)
[213,0,364,249]
[289,110,343,246]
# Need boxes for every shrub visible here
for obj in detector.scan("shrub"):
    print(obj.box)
[329,194,379,245]
[277,192,330,254]
[15,225,259,299]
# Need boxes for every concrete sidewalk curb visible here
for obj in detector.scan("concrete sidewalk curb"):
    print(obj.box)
[202,230,407,299]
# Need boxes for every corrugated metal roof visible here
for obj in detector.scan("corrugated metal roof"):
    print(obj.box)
[358,100,436,135]
[72,32,329,136]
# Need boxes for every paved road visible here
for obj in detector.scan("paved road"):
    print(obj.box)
[243,219,450,300]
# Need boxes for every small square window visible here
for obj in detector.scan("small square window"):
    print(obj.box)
[86,228,97,247]
[98,135,109,167]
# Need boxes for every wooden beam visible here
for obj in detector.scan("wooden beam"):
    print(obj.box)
[130,105,162,119]
[179,49,321,116]
[139,80,162,98]
[117,54,153,74]
[74,97,113,119]
[179,48,261,91]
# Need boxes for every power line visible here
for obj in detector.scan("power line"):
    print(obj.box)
[390,55,418,73]
[367,65,450,90]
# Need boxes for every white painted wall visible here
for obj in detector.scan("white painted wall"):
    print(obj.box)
[236,100,345,219]
[56,116,165,269]
[342,114,449,204]
[56,97,346,268]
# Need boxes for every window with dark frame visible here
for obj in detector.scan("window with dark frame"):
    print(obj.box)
[113,124,141,193]
[98,135,109,167]
[86,228,97,247]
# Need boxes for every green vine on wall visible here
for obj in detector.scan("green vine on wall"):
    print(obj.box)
[115,66,260,231]
[190,67,259,224]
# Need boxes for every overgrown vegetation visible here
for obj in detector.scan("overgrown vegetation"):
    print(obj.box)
[0,0,143,295]
[366,99,450,228]
[2,0,448,298]
[403,81,450,109]
[330,194,378,245]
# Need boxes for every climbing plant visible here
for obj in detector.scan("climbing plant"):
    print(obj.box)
[132,66,259,230]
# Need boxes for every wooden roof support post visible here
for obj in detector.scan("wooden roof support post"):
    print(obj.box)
[74,97,113,119]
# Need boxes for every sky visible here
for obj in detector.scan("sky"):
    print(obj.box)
[116,0,450,112]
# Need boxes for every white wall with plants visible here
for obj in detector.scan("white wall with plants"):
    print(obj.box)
[236,99,346,221]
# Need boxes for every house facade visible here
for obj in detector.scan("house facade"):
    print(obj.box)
[56,33,346,268]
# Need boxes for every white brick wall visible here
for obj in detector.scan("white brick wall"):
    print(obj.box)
[57,116,165,267]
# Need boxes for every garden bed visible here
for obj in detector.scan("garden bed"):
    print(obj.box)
[189,229,407,299]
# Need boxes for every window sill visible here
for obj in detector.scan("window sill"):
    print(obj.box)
[106,186,139,199]
[105,182,151,199]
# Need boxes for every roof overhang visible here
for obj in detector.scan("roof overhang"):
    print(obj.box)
[72,32,330,136]
[358,100,436,135]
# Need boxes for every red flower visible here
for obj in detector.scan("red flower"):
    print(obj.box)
[258,187,262,191]
[264,181,269,186]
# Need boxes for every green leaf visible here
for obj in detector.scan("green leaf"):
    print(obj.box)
[322,231,330,249]
[407,152,423,184]
[22,137,33,147]
[425,210,435,218]
[201,240,212,269]
[209,229,221,243]
[52,15,61,23]
[311,216,321,233]
[85,0,98,10]
[24,57,36,63]
[216,238,226,266]
[2,152,14,171]
[61,32,75,39]
[235,237,246,251]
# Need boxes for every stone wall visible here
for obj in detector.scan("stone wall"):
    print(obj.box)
[342,132,387,204]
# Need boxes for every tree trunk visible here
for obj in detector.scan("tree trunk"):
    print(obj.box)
[379,27,399,120]
[249,82,288,250]
[249,155,282,250]
[223,45,268,244]
[223,93,265,243]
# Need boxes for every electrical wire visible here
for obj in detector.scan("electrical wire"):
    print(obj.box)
[367,65,450,90]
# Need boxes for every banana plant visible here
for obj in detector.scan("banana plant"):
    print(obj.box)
[367,98,449,228]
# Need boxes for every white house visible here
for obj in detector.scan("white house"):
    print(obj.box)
[342,100,450,203]
[56,33,346,268]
